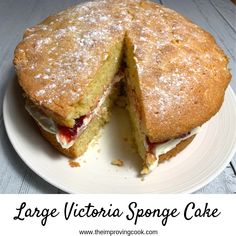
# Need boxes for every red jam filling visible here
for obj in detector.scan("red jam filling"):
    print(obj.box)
[58,115,86,142]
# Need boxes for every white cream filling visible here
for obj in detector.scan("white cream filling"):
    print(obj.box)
[25,101,57,134]
[25,74,122,149]
[146,127,200,172]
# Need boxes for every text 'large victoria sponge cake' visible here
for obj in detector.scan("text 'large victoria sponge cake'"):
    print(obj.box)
[13,0,231,174]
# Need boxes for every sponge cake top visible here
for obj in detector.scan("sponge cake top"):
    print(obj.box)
[14,0,231,142]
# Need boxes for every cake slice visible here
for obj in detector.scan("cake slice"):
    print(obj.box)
[124,1,230,173]
[13,1,128,158]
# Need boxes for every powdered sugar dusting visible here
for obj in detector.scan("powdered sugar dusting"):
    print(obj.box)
[35,37,51,50]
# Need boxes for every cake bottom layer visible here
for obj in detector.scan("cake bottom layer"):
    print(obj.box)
[158,135,195,163]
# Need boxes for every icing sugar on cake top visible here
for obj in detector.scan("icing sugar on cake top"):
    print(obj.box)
[14,0,231,143]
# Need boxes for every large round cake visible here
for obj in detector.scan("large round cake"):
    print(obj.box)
[14,0,231,174]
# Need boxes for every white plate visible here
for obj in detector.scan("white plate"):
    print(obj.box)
[3,79,236,193]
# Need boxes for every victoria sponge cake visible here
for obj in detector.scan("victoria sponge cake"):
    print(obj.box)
[13,0,231,174]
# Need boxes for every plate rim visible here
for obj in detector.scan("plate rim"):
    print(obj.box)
[3,79,236,194]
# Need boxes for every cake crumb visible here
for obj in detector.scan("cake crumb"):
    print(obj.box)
[69,160,80,168]
[111,159,124,167]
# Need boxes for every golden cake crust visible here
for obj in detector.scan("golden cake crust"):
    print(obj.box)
[14,0,231,143]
